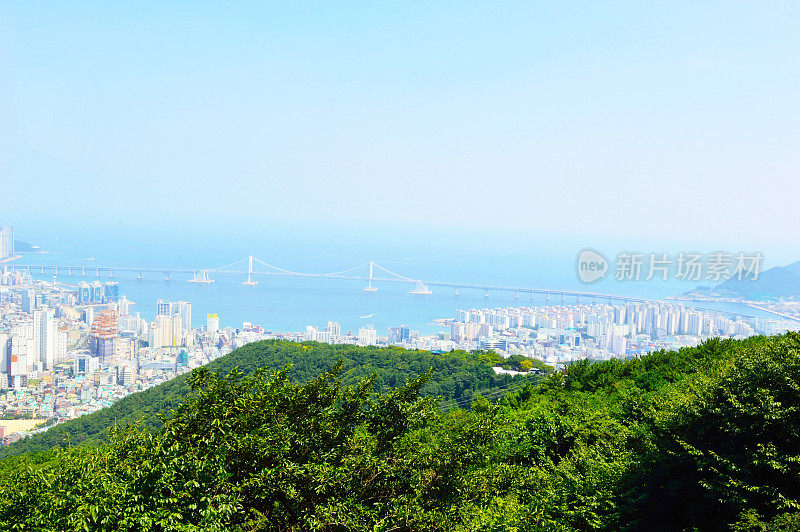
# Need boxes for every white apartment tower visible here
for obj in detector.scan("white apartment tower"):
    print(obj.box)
[0,225,14,260]
[33,307,56,370]
[156,300,192,332]
[357,325,377,346]
[207,314,220,334]
[149,314,183,348]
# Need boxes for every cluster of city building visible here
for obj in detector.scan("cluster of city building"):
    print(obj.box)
[0,270,235,444]
[442,303,771,367]
[274,302,797,371]
[2,264,799,445]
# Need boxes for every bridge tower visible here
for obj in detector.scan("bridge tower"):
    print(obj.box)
[243,255,258,286]
[363,262,377,292]
[410,280,432,295]
[189,269,214,284]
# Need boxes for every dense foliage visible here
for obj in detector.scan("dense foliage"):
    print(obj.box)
[3,334,800,530]
[0,341,540,458]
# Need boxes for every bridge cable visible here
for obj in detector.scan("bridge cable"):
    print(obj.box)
[371,262,419,282]
[251,257,370,277]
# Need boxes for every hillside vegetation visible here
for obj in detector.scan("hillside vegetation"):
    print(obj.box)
[1,341,541,458]
[2,334,800,530]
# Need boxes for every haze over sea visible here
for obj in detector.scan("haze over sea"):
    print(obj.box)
[10,221,781,333]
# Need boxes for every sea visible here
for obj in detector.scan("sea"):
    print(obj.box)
[6,221,781,334]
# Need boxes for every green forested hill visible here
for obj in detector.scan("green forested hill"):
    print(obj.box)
[0,341,540,458]
[3,334,800,530]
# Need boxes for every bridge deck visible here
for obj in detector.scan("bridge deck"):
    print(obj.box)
[6,261,760,320]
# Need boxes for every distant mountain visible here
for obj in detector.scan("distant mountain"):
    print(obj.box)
[716,263,800,298]
[784,260,800,276]
[13,240,41,253]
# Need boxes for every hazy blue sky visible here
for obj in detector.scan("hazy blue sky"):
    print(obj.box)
[1,2,798,250]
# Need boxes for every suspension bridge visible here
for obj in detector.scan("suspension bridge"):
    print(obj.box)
[7,255,653,304]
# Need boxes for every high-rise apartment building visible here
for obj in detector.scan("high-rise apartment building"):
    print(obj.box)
[104,282,119,303]
[0,225,14,260]
[357,325,377,346]
[20,289,35,314]
[55,326,69,363]
[77,281,119,305]
[33,307,56,370]
[157,300,192,332]
[117,296,131,316]
[90,310,118,362]
[1,333,27,390]
[207,314,219,334]
[149,314,182,348]
[325,321,341,337]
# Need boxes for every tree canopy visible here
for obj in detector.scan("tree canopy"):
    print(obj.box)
[2,334,800,530]
[0,341,544,458]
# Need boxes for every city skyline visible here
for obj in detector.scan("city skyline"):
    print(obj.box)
[3,265,796,435]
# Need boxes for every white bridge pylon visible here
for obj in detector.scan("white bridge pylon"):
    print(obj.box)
[410,280,433,295]
[363,262,378,292]
[188,269,214,284]
[242,255,258,286]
